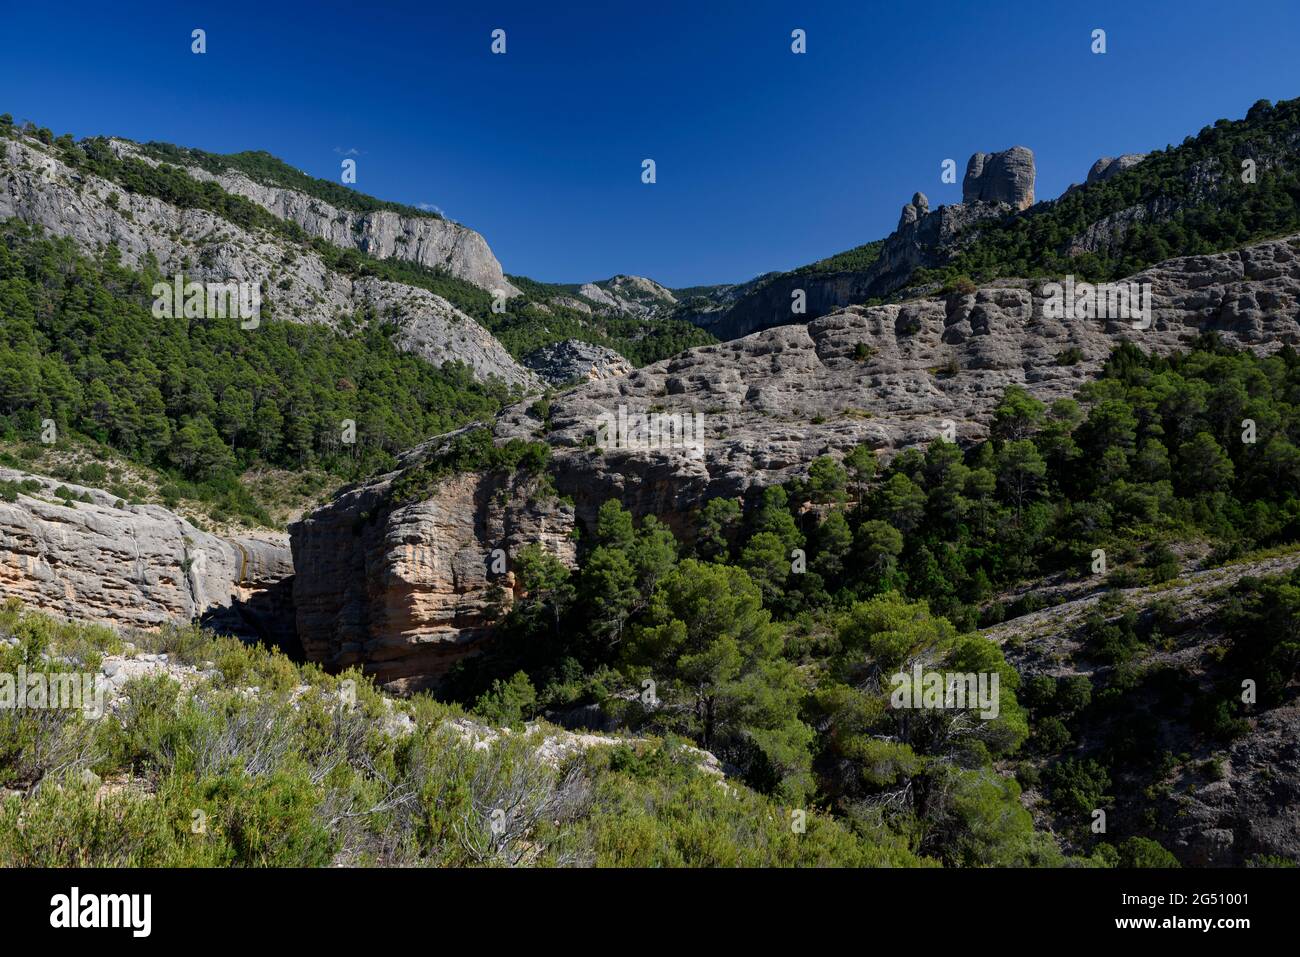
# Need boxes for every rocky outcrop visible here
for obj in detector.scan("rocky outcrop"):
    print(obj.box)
[898,191,930,227]
[148,142,519,296]
[1173,700,1300,865]
[684,192,1013,343]
[989,549,1300,866]
[865,194,1010,299]
[447,716,726,778]
[0,135,537,390]
[963,147,1036,210]
[522,339,634,385]
[290,466,576,690]
[292,233,1300,685]
[0,468,294,647]
[354,279,541,390]
[1086,152,1148,185]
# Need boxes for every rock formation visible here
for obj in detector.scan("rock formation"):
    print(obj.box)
[118,140,518,296]
[522,339,634,385]
[679,148,1038,342]
[290,467,576,690]
[963,146,1036,210]
[898,191,930,227]
[0,468,294,648]
[1086,152,1148,185]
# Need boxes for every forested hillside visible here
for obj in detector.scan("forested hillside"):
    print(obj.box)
[0,223,507,523]
[3,95,1299,870]
[0,115,714,368]
[431,338,1300,865]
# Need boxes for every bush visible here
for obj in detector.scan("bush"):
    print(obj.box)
[1045,757,1111,819]
[1032,716,1073,753]
[473,672,538,729]
[1118,836,1181,868]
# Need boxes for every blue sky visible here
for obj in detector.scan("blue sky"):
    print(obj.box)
[3,0,1299,286]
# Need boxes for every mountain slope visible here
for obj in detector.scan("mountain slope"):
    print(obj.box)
[922,97,1300,286]
[988,551,1300,865]
[135,140,520,294]
[0,126,539,390]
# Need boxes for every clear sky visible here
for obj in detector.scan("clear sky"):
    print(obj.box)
[3,0,1299,287]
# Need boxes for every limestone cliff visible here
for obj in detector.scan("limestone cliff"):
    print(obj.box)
[0,468,294,649]
[146,142,519,296]
[290,466,576,690]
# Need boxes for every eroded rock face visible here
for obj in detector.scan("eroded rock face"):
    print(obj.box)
[963,146,1036,210]
[522,339,634,385]
[1086,153,1148,184]
[290,468,576,690]
[293,233,1300,686]
[1168,701,1300,865]
[0,136,537,390]
[0,469,293,645]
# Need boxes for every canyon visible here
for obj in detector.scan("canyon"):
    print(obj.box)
[287,231,1300,684]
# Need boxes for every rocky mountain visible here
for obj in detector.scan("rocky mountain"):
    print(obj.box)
[289,230,1300,686]
[0,130,539,390]
[7,103,1300,691]
[1,91,1299,875]
[576,275,677,317]
[674,97,1300,343]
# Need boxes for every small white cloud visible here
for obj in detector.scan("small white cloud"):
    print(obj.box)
[417,202,443,215]
[332,146,363,156]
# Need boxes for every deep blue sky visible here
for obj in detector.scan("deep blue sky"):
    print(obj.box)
[3,0,1299,286]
